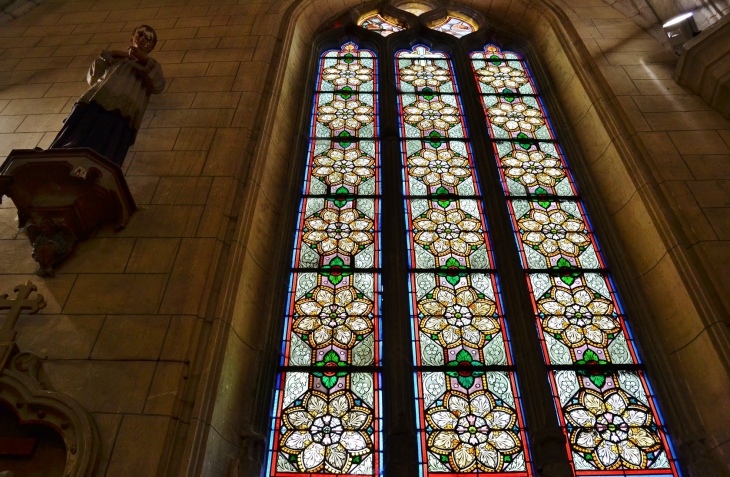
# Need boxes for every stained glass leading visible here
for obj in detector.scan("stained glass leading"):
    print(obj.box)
[471,44,681,476]
[430,16,475,38]
[397,45,534,476]
[358,13,404,36]
[266,43,383,476]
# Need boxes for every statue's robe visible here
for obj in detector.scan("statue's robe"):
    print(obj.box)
[50,50,166,166]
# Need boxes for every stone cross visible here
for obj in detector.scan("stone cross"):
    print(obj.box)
[0,281,45,369]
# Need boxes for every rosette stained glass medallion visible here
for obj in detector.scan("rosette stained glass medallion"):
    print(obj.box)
[430,16,475,38]
[470,44,682,476]
[396,45,534,476]
[266,43,383,476]
[358,13,405,36]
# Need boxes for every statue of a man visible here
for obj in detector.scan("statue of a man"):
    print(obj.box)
[49,25,166,166]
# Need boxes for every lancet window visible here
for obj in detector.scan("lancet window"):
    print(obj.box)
[471,44,681,475]
[266,43,383,476]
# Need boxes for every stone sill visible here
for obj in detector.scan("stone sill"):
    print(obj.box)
[675,13,730,119]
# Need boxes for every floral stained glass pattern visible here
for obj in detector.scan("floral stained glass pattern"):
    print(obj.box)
[430,16,475,38]
[397,45,534,476]
[358,13,404,36]
[266,43,383,476]
[471,44,681,475]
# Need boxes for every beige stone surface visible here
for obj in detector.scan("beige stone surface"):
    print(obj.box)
[63,274,167,314]
[160,315,198,362]
[152,176,212,205]
[0,273,76,314]
[172,126,216,150]
[91,315,170,360]
[0,238,38,272]
[15,314,104,359]
[0,115,25,133]
[129,127,180,152]
[143,361,185,415]
[160,237,220,314]
[124,175,159,205]
[105,415,171,477]
[43,360,156,413]
[0,208,21,239]
[102,204,203,237]
[126,150,208,176]
[91,413,123,477]
[125,237,180,273]
[54,237,136,273]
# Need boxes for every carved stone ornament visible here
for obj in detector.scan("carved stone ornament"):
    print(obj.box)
[0,281,101,477]
[0,148,136,277]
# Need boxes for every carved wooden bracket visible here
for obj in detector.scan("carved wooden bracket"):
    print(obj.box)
[0,281,100,477]
[0,148,136,277]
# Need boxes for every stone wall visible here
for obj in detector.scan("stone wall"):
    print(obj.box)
[600,0,730,48]
[648,0,730,30]
[0,0,256,474]
[0,0,729,475]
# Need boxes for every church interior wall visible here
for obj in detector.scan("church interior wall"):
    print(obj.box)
[642,0,730,30]
[0,0,729,475]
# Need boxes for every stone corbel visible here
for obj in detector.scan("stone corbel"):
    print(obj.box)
[0,148,136,277]
[675,14,730,119]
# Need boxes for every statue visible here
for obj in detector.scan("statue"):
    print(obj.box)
[0,27,158,275]
[48,25,166,167]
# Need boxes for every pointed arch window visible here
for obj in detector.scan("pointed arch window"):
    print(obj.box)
[265,7,682,477]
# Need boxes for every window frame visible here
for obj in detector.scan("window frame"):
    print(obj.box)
[260,8,686,476]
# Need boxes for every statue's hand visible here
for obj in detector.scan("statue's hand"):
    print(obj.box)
[109,50,128,59]
[128,47,149,65]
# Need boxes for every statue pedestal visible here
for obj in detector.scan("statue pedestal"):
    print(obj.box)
[0,148,136,276]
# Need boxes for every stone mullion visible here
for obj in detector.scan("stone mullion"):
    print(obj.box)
[379,34,421,477]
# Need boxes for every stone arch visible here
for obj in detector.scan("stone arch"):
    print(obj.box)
[0,352,100,477]
[174,0,730,475]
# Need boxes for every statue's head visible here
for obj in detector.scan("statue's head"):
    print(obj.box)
[132,25,158,53]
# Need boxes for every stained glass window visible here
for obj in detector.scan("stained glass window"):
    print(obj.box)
[396,45,534,476]
[470,44,682,476]
[265,43,383,476]
[358,13,404,36]
[399,2,430,16]
[430,16,475,38]
[268,14,685,477]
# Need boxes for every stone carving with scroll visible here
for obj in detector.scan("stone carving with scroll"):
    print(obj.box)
[0,25,165,276]
[0,282,100,477]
